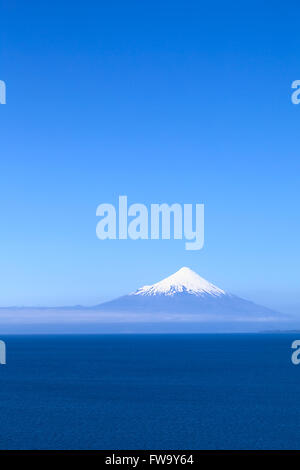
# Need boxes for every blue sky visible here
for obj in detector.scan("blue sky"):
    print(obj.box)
[1,1,299,313]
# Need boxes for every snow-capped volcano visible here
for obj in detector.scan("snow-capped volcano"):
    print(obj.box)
[95,267,285,321]
[132,267,226,297]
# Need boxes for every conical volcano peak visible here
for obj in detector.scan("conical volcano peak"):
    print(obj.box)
[176,266,196,275]
[97,266,284,320]
[131,267,227,297]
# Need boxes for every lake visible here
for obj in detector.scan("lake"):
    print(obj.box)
[0,334,299,449]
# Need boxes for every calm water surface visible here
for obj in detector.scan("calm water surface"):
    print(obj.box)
[0,334,299,449]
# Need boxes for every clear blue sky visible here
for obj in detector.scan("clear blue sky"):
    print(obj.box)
[1,1,299,313]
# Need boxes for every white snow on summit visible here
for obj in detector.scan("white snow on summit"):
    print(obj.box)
[131,267,227,297]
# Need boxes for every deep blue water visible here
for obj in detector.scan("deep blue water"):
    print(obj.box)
[0,334,299,449]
